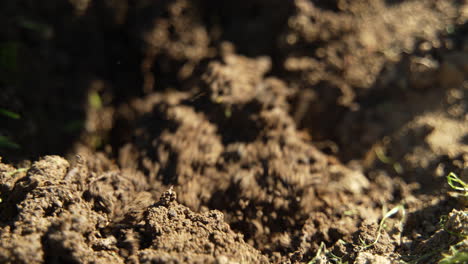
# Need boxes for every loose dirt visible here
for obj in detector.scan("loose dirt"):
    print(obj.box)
[0,0,467,263]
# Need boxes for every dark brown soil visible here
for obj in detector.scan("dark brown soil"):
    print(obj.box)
[0,0,467,263]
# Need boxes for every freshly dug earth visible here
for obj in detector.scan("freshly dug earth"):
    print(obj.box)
[0,156,268,263]
[0,0,467,263]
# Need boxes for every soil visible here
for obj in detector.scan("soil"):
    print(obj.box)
[0,0,467,263]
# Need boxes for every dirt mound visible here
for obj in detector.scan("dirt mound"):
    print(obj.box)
[115,53,420,262]
[0,156,267,263]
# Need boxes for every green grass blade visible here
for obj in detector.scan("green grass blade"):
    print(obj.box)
[0,135,20,149]
[447,173,467,193]
[0,108,20,119]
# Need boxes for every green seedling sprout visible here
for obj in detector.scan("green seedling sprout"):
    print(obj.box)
[0,135,20,149]
[446,172,467,196]
[402,174,467,263]
[445,25,455,34]
[0,108,21,149]
[225,107,232,118]
[17,17,52,38]
[439,241,468,264]
[375,146,403,174]
[327,251,348,264]
[308,241,348,264]
[89,91,102,109]
[5,167,28,177]
[439,216,467,239]
[308,242,326,264]
[359,205,405,250]
[401,251,440,264]
[1,168,28,203]
[375,147,392,164]
[0,108,21,119]
[0,42,19,71]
